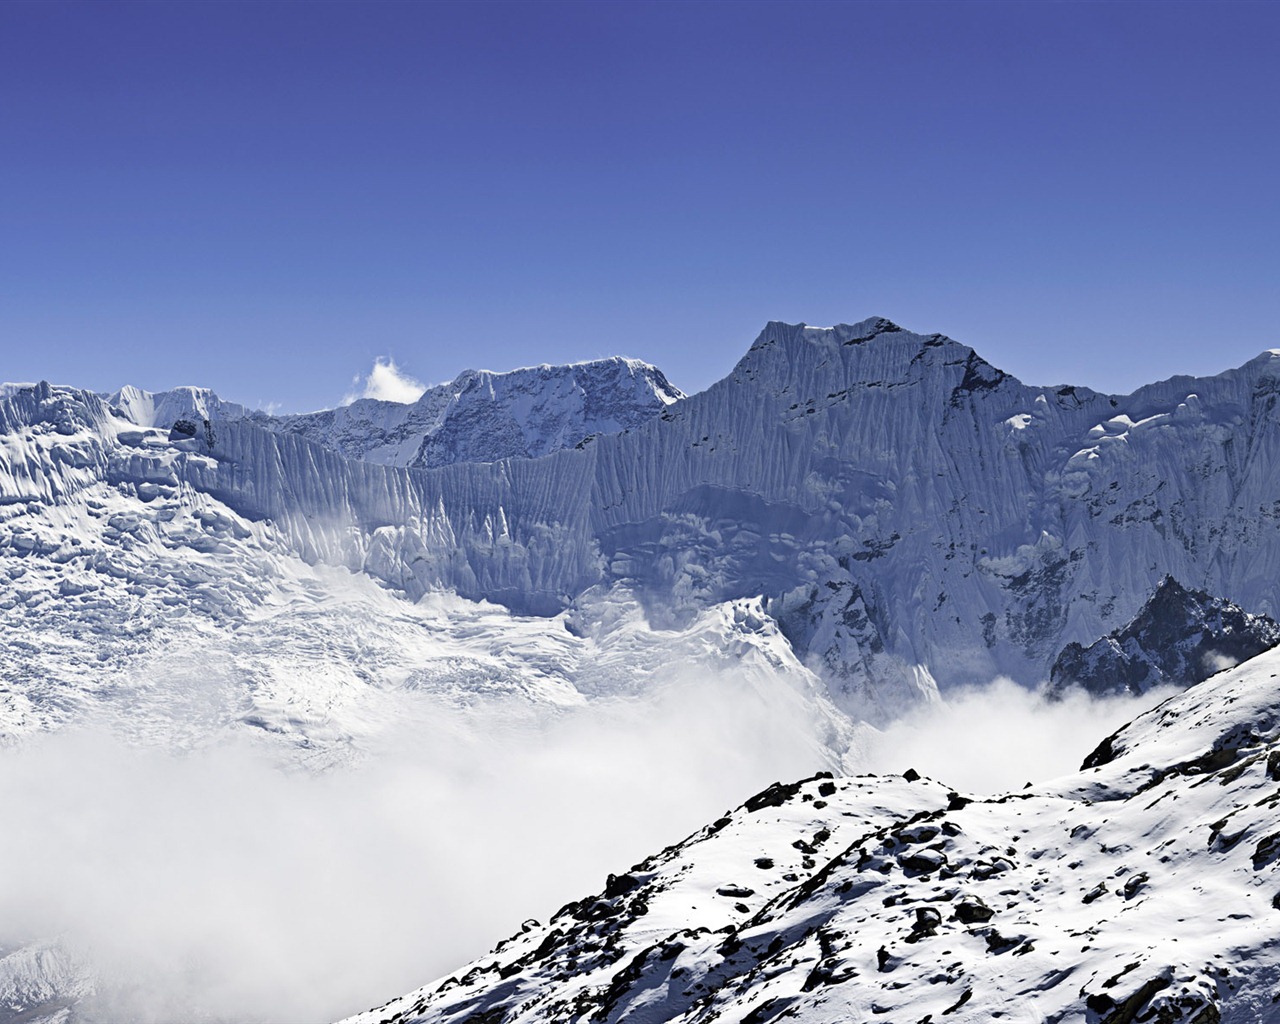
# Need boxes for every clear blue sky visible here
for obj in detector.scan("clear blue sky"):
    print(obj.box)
[2,0,1277,411]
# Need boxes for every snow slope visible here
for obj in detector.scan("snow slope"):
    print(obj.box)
[345,643,1280,1024]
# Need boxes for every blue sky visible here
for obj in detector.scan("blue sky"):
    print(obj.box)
[2,0,1277,411]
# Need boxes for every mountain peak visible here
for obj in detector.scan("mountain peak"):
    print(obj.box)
[751,316,904,351]
[731,318,1018,407]
[269,354,683,468]
[1050,576,1280,698]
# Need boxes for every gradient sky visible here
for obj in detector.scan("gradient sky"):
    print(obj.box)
[2,0,1278,411]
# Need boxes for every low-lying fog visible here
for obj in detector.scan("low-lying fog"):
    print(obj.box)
[0,673,1172,1023]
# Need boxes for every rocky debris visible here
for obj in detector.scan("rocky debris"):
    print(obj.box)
[953,895,994,923]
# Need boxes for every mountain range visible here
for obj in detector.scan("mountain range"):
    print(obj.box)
[6,317,1280,736]
[5,316,1280,1022]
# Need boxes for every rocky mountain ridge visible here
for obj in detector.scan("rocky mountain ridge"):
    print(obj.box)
[271,357,683,468]
[1050,576,1280,697]
[98,356,683,469]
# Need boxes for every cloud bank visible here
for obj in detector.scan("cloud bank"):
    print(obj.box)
[0,661,1183,1023]
[0,676,827,1023]
[852,677,1179,794]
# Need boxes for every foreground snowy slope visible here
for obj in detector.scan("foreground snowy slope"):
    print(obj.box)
[345,644,1280,1024]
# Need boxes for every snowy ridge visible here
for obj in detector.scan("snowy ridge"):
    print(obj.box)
[105,384,255,430]
[268,356,683,468]
[343,644,1280,1024]
[181,319,1280,716]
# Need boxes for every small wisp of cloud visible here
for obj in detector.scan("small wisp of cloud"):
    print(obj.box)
[1202,650,1239,676]
[344,357,427,405]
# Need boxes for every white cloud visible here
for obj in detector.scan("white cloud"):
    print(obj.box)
[344,357,427,405]
[851,677,1180,794]
[1201,650,1239,675]
[0,674,825,1023]
[0,648,1186,1022]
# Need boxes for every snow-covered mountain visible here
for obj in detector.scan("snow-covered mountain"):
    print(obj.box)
[343,642,1280,1024]
[268,357,683,468]
[105,384,255,431]
[1049,576,1280,697]
[0,377,844,761]
[6,317,1280,729]
[8,318,1280,1022]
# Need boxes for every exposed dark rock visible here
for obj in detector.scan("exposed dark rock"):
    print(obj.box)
[1252,832,1280,870]
[1097,975,1172,1024]
[1051,577,1280,698]
[953,896,994,923]
[168,418,197,441]
[744,780,805,813]
[899,849,947,874]
[1122,872,1149,899]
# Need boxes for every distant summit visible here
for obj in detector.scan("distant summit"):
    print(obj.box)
[1050,576,1280,697]
[99,356,683,470]
[270,356,683,468]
